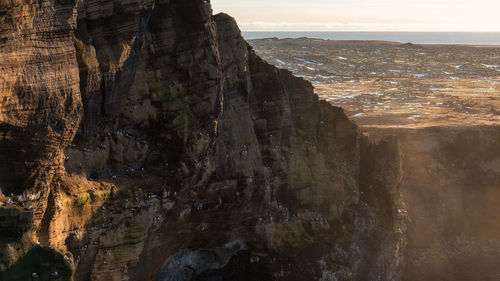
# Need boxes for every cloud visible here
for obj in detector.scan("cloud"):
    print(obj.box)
[212,0,500,32]
[238,21,500,32]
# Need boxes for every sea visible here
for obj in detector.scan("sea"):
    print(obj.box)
[242,32,500,45]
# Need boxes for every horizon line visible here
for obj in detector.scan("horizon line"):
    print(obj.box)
[242,30,500,33]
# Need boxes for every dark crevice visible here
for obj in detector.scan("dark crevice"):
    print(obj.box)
[38,190,56,247]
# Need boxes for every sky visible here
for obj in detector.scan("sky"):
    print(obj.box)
[211,0,500,32]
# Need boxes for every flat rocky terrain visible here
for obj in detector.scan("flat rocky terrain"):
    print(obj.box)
[0,1,497,278]
[250,38,500,128]
[250,37,500,281]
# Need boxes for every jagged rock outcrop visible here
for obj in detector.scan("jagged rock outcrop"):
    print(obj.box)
[247,36,500,280]
[0,0,82,274]
[0,1,406,280]
[0,0,82,191]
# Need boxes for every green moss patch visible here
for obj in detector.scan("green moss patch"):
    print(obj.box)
[149,81,193,144]
[69,190,108,210]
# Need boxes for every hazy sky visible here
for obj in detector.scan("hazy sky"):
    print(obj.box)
[212,0,500,31]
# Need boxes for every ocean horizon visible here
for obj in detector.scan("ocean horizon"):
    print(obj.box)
[243,31,500,45]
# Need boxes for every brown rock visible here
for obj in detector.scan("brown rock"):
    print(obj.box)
[0,1,407,281]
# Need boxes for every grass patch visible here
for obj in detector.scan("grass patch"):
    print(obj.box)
[71,194,91,208]
[69,190,108,209]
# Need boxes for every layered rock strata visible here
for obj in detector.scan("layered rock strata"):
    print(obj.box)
[0,1,406,280]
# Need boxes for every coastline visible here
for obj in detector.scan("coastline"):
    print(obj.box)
[243,31,500,45]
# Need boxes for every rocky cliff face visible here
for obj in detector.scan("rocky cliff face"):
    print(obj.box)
[0,1,406,280]
[0,1,81,279]
[366,125,500,281]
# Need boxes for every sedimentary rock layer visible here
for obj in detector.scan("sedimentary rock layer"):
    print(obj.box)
[0,1,406,280]
[249,37,500,281]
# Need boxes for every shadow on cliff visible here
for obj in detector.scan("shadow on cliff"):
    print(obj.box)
[0,246,71,281]
[0,123,41,194]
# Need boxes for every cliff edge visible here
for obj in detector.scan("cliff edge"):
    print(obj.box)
[0,1,406,280]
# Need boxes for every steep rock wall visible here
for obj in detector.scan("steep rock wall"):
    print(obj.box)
[0,0,82,195]
[0,1,406,280]
[0,0,82,274]
[366,125,500,281]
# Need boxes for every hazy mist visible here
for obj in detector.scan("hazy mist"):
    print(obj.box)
[212,0,500,31]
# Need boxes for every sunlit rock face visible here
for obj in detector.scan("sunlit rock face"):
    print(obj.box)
[0,1,406,280]
[0,1,82,275]
[0,0,82,193]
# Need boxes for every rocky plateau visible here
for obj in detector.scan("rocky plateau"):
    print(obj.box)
[251,37,500,281]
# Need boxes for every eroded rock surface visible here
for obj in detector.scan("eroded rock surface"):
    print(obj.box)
[249,37,500,280]
[0,0,82,274]
[0,1,406,280]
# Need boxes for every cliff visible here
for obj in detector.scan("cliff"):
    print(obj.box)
[246,37,500,280]
[365,126,500,281]
[0,1,406,280]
